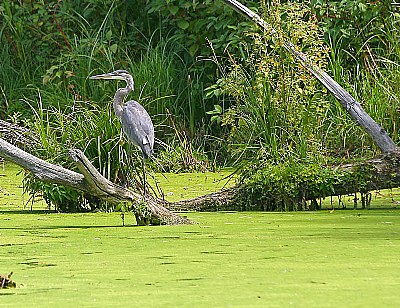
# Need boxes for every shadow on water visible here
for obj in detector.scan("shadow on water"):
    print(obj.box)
[19,261,57,267]
[0,225,138,230]
[0,210,57,215]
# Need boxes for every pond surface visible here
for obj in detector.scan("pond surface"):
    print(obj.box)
[0,163,31,210]
[0,163,400,307]
[0,209,399,307]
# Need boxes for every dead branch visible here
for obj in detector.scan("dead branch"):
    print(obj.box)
[0,138,192,225]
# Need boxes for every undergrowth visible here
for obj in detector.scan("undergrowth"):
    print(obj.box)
[1,1,399,212]
[237,160,375,211]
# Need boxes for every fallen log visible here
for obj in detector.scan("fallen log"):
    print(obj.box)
[0,138,192,225]
[1,131,400,214]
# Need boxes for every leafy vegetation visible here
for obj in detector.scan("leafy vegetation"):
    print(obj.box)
[1,0,399,211]
[236,160,378,211]
[206,1,330,163]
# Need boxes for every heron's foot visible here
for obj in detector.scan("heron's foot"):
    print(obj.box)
[121,212,125,226]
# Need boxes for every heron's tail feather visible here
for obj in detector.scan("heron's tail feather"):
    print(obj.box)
[142,143,153,159]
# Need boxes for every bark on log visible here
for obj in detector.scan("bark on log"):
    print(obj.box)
[0,138,192,225]
[223,0,398,153]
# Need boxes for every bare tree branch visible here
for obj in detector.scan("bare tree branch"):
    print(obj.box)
[0,138,192,225]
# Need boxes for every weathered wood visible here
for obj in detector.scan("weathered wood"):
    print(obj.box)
[2,126,400,213]
[0,138,192,225]
[0,120,39,150]
[335,151,400,194]
[223,0,398,153]
[0,138,86,190]
[167,187,239,212]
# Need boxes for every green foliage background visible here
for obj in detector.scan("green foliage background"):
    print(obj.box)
[1,0,399,211]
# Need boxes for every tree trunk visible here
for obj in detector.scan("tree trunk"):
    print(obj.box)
[222,0,397,153]
[0,138,192,225]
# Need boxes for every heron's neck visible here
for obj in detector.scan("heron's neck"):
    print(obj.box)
[112,76,134,119]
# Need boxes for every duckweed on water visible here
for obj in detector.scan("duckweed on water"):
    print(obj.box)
[0,211,399,307]
[1,163,400,307]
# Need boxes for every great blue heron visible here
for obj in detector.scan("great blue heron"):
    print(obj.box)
[89,70,154,195]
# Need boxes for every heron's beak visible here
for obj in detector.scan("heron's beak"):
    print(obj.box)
[89,73,124,80]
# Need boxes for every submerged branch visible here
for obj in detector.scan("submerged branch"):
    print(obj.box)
[1,130,400,213]
[166,151,400,212]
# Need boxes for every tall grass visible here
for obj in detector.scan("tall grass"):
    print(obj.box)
[206,1,332,167]
[21,94,134,211]
[321,7,400,159]
[15,20,213,210]
[2,0,400,212]
[206,1,400,168]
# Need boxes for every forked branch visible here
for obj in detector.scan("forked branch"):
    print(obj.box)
[0,138,192,225]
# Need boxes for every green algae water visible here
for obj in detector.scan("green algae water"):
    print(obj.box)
[1,163,400,307]
[1,211,399,307]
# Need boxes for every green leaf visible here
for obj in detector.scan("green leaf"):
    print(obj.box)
[110,44,118,54]
[211,115,221,124]
[106,30,112,41]
[168,6,179,15]
[189,44,199,56]
[177,20,190,30]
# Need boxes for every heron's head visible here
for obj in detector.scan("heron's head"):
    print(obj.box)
[90,69,134,92]
[89,70,132,81]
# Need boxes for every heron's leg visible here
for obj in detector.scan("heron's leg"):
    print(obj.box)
[120,166,128,188]
[117,132,128,187]
[121,144,133,188]
[142,157,146,196]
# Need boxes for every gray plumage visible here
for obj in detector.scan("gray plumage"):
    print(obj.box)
[89,70,154,160]
[120,101,154,159]
[90,69,154,194]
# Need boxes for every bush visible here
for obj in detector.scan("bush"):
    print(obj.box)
[237,161,339,211]
[206,0,330,163]
[236,159,374,211]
